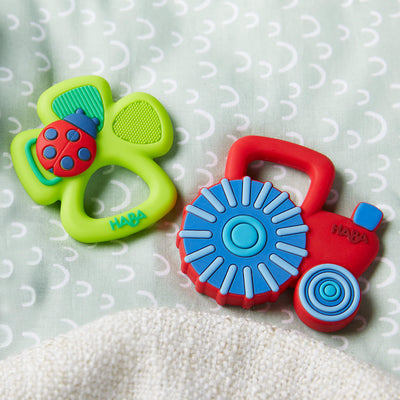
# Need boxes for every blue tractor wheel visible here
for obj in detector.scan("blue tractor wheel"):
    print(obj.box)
[179,177,309,306]
[294,264,361,331]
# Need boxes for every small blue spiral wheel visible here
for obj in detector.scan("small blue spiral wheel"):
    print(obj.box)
[179,177,309,306]
[295,264,361,331]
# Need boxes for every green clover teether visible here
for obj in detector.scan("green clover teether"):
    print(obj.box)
[11,76,177,243]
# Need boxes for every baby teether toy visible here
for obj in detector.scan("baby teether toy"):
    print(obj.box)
[11,76,177,243]
[177,136,383,332]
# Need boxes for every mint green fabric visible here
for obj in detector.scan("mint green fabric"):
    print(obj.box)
[0,0,399,380]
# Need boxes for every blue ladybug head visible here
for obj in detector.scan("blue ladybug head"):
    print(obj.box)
[64,109,100,139]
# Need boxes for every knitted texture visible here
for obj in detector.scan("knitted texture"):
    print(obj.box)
[0,308,398,400]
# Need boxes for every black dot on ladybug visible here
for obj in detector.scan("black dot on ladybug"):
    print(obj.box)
[78,147,91,161]
[43,146,57,159]
[44,128,58,141]
[66,129,80,142]
[60,156,74,170]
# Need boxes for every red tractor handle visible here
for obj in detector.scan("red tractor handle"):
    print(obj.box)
[224,136,335,216]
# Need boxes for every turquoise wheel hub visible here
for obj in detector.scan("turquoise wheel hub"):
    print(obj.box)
[222,215,267,257]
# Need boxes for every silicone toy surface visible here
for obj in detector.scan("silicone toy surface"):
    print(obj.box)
[11,76,177,243]
[177,136,383,332]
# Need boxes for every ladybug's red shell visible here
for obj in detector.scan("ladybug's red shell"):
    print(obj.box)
[36,111,98,178]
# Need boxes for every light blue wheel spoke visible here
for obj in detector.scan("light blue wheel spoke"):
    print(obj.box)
[186,205,216,223]
[257,263,279,292]
[243,266,254,299]
[184,245,215,263]
[269,254,299,276]
[221,178,237,207]
[276,242,308,257]
[242,177,251,206]
[199,257,224,283]
[201,188,226,213]
[263,192,289,214]
[276,224,309,236]
[179,230,212,239]
[254,182,272,209]
[220,264,238,295]
[272,206,301,223]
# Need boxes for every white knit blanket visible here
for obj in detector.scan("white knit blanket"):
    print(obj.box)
[0,308,398,400]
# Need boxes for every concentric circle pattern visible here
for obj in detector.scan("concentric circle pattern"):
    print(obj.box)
[180,177,309,301]
[222,215,267,257]
[297,264,361,322]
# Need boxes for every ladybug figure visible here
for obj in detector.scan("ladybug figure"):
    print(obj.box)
[36,109,100,178]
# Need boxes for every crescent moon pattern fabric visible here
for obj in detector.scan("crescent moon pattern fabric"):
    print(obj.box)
[0,0,399,380]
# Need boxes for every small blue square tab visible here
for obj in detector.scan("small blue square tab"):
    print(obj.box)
[352,202,383,231]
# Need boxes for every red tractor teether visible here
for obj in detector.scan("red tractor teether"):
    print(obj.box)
[177,136,383,332]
